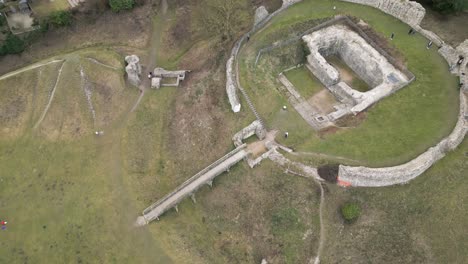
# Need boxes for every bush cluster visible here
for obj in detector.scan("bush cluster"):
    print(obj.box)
[340,202,361,223]
[0,34,25,56]
[109,0,135,12]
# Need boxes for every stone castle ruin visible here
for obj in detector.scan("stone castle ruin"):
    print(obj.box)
[150,68,188,89]
[301,23,412,121]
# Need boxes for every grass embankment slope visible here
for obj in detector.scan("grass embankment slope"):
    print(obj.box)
[240,0,460,166]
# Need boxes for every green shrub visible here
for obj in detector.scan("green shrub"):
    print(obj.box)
[109,0,134,12]
[341,202,361,223]
[0,33,25,56]
[0,14,6,27]
[49,11,72,27]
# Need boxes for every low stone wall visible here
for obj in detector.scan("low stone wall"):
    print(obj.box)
[340,0,425,26]
[338,91,467,187]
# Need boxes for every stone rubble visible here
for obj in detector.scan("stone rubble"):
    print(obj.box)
[254,6,269,26]
[125,55,142,87]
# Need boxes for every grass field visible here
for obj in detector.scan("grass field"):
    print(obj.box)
[30,0,70,18]
[0,0,466,263]
[283,66,324,98]
[239,0,460,166]
[0,48,174,263]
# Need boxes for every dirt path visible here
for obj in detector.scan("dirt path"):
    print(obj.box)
[131,0,168,112]
[313,182,326,264]
[33,61,66,129]
[0,59,62,81]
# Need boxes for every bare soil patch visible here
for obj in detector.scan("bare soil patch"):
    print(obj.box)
[421,9,468,47]
[317,164,339,183]
[334,111,367,128]
[307,89,338,114]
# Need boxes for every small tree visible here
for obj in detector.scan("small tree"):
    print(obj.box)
[341,202,361,223]
[199,0,249,42]
[109,0,135,12]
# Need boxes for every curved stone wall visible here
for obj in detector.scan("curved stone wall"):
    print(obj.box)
[338,91,467,187]
[340,0,425,26]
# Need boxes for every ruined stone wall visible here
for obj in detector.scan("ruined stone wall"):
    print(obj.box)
[340,42,383,87]
[226,57,241,113]
[232,120,265,147]
[125,55,141,87]
[338,91,467,187]
[340,0,425,26]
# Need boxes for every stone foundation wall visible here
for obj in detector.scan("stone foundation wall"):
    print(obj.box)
[340,0,425,26]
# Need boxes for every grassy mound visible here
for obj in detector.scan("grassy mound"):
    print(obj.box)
[239,0,459,166]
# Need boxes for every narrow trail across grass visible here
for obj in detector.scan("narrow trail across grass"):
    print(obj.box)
[86,58,120,70]
[33,61,66,129]
[313,182,326,264]
[0,60,62,81]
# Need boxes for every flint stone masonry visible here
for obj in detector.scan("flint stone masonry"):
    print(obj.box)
[150,67,187,89]
[226,57,241,112]
[232,120,266,147]
[340,0,425,26]
[125,55,142,87]
[338,90,467,187]
[254,6,269,26]
[303,24,410,116]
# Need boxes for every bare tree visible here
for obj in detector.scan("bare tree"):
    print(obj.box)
[200,0,250,41]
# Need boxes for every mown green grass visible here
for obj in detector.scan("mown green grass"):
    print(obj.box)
[284,66,324,98]
[240,0,459,166]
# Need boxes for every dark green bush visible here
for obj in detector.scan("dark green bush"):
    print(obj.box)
[49,11,72,27]
[417,0,465,14]
[0,33,25,56]
[341,202,361,223]
[109,0,135,12]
